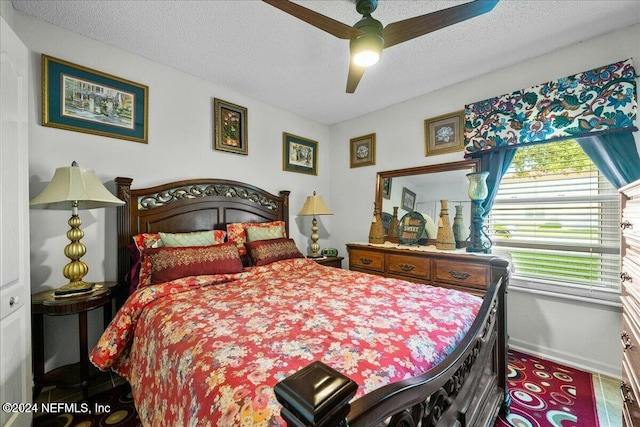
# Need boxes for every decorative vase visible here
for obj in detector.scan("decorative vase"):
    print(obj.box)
[435,199,456,250]
[452,204,466,249]
[388,206,399,240]
[368,204,385,244]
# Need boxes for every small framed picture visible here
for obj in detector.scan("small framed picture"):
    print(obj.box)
[424,110,465,157]
[214,98,248,155]
[283,132,318,175]
[401,187,416,211]
[350,133,376,168]
[41,54,148,143]
[382,177,392,200]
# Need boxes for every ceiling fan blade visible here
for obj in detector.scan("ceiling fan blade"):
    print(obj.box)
[382,0,499,49]
[346,63,366,93]
[263,0,363,40]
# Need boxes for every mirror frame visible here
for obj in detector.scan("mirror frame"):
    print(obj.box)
[375,159,480,241]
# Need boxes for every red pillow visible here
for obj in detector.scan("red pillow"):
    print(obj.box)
[245,238,304,266]
[226,221,286,256]
[141,242,243,285]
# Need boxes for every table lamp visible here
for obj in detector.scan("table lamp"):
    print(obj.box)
[297,191,333,258]
[29,161,124,295]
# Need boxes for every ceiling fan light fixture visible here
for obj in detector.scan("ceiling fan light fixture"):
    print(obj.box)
[350,32,384,67]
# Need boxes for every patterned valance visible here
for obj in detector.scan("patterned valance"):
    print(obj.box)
[464,59,638,155]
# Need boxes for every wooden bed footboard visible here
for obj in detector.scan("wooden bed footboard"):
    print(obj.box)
[275,258,509,427]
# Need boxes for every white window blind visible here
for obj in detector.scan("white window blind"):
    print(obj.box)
[489,140,620,302]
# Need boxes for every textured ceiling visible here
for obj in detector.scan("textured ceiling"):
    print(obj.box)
[12,0,640,125]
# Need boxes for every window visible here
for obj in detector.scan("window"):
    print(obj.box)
[489,140,620,303]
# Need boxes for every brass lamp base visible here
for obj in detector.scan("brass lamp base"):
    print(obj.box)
[54,281,95,296]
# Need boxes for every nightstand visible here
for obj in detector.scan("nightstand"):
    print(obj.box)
[310,256,344,269]
[31,282,117,401]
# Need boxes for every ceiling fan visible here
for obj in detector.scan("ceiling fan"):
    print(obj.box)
[263,0,499,93]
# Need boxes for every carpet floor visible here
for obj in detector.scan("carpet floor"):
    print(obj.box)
[34,350,599,427]
[495,350,600,427]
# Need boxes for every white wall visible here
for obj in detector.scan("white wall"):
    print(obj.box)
[329,23,640,377]
[12,4,639,376]
[14,12,333,370]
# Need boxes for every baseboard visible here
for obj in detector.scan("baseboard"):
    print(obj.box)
[508,338,621,379]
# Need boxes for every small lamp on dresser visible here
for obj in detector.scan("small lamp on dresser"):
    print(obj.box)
[297,191,333,258]
[29,161,124,296]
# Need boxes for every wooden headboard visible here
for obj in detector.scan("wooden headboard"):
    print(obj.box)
[115,177,290,294]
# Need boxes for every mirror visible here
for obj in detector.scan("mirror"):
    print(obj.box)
[375,159,480,245]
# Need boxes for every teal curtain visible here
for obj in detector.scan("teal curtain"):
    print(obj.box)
[480,149,517,217]
[464,59,637,155]
[577,132,640,189]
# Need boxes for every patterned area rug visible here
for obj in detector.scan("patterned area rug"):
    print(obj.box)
[495,350,600,427]
[33,350,598,427]
[33,383,140,427]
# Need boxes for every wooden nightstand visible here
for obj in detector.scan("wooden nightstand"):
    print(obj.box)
[31,282,117,401]
[310,256,344,269]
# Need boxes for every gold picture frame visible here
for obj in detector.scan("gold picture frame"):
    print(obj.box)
[350,133,376,168]
[214,98,248,155]
[41,54,148,143]
[424,110,465,157]
[283,132,318,175]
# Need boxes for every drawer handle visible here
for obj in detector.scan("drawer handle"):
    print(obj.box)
[449,271,471,280]
[360,258,373,265]
[621,220,633,230]
[399,264,415,272]
[9,296,18,307]
[621,381,635,405]
[621,272,632,283]
[622,332,634,350]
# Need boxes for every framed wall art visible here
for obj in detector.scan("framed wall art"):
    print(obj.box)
[283,132,318,175]
[401,187,416,211]
[382,177,392,199]
[349,133,376,168]
[424,110,465,157]
[214,98,248,155]
[41,54,148,143]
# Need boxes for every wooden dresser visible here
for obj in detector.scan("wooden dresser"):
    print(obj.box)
[346,243,508,297]
[621,178,640,426]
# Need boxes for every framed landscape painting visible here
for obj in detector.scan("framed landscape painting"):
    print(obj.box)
[424,110,464,156]
[214,98,248,155]
[41,54,148,143]
[283,132,318,175]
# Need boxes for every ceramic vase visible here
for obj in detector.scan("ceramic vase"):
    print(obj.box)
[452,204,466,249]
[435,199,456,250]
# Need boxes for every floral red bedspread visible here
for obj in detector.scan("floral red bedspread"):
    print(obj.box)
[90,258,481,426]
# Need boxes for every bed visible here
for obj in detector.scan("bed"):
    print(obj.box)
[90,177,510,427]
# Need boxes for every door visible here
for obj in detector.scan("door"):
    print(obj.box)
[0,16,31,427]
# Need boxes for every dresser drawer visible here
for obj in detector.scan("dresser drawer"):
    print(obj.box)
[349,249,384,272]
[622,356,640,426]
[622,298,640,387]
[386,254,430,280]
[432,259,488,290]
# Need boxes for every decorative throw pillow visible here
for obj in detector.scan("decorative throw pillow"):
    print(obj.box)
[227,220,286,255]
[141,242,243,286]
[245,237,304,266]
[130,233,163,291]
[132,233,163,253]
[245,224,284,242]
[159,230,226,247]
